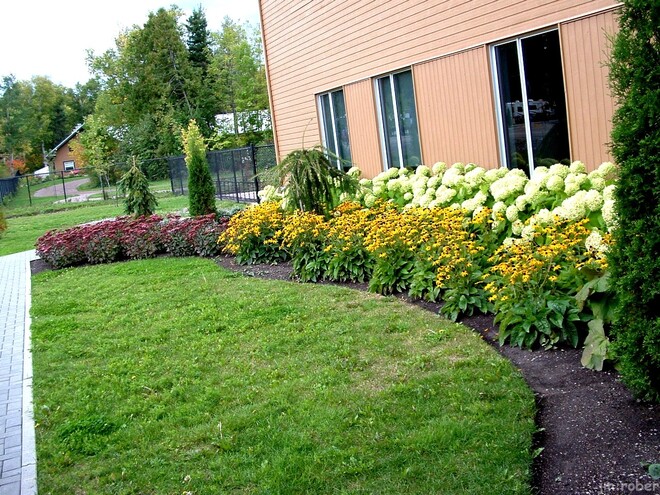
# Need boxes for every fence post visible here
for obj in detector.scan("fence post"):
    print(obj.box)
[26,177,32,206]
[232,150,240,203]
[251,144,260,203]
[61,171,67,202]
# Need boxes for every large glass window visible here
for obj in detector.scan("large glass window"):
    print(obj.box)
[376,70,421,169]
[319,89,352,171]
[492,30,570,175]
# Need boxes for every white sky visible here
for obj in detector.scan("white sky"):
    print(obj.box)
[1,0,261,88]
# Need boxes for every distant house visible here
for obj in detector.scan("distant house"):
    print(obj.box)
[48,124,84,173]
[259,0,620,177]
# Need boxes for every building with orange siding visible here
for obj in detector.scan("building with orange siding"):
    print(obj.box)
[259,0,620,178]
[49,124,83,173]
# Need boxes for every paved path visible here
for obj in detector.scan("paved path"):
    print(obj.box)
[33,178,91,199]
[0,251,38,494]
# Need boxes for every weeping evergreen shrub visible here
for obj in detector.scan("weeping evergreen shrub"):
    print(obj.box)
[276,146,357,216]
[183,120,217,216]
[608,1,660,402]
[117,160,158,217]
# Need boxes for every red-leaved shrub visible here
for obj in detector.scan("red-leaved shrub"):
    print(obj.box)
[35,214,230,269]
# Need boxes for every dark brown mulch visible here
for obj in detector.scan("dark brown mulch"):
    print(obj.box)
[31,256,660,495]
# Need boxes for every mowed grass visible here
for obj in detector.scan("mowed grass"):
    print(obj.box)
[31,257,536,494]
[0,196,239,256]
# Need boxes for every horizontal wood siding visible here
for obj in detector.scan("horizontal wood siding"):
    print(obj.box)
[414,47,500,169]
[343,79,383,179]
[260,0,620,171]
[561,9,619,170]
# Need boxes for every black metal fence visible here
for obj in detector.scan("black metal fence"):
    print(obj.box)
[0,176,19,202]
[169,144,277,203]
[0,144,277,207]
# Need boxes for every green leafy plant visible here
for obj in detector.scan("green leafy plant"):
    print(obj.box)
[117,159,158,217]
[576,270,616,371]
[183,119,217,216]
[276,146,357,216]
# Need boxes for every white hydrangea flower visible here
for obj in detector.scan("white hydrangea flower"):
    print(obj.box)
[403,192,413,202]
[427,176,441,189]
[511,219,524,236]
[452,162,466,173]
[492,200,507,215]
[502,237,516,248]
[532,166,549,177]
[535,208,555,226]
[564,173,588,196]
[431,162,447,175]
[347,166,362,178]
[569,161,587,174]
[435,185,457,204]
[465,167,486,188]
[521,224,536,240]
[464,163,477,173]
[602,199,617,231]
[505,204,520,222]
[415,165,432,177]
[359,178,372,187]
[554,191,588,221]
[524,180,541,196]
[373,185,384,196]
[585,230,608,255]
[546,175,564,193]
[428,199,440,209]
[363,193,376,207]
[585,189,604,212]
[441,166,465,187]
[461,191,487,213]
[549,163,570,178]
[603,184,616,202]
[384,167,400,179]
[490,170,527,202]
[398,167,412,177]
[515,194,529,211]
[387,178,400,192]
[596,161,617,181]
[589,175,607,191]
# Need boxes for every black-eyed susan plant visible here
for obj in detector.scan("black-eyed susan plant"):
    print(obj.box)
[218,201,289,264]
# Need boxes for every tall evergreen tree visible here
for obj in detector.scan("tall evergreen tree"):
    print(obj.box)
[183,119,216,216]
[608,1,660,402]
[185,6,219,138]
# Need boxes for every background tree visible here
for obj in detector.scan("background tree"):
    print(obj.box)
[183,119,216,216]
[210,18,270,148]
[88,7,195,175]
[0,74,94,171]
[608,1,660,402]
[185,6,219,138]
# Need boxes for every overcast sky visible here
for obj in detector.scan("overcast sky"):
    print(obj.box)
[1,0,261,88]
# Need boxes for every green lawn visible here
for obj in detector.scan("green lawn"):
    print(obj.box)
[0,197,242,256]
[31,257,536,494]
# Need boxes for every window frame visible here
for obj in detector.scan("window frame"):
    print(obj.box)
[374,68,421,171]
[490,27,567,174]
[63,160,75,171]
[317,88,352,171]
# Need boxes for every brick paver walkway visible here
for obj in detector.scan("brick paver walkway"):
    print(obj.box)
[0,251,38,494]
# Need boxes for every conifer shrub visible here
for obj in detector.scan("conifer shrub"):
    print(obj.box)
[117,160,158,217]
[608,1,660,402]
[183,120,217,216]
